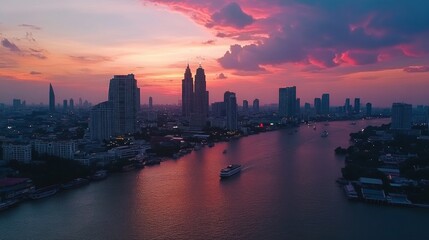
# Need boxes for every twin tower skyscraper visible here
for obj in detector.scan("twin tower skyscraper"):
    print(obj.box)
[182,64,209,129]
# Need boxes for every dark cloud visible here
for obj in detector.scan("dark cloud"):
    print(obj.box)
[403,66,429,73]
[209,2,254,29]
[216,73,227,79]
[19,24,41,30]
[1,38,21,52]
[30,71,42,75]
[148,0,429,71]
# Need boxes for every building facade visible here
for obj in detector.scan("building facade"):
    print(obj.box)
[279,86,297,117]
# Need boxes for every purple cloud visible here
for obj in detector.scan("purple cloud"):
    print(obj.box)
[19,24,41,30]
[1,38,21,52]
[209,2,254,29]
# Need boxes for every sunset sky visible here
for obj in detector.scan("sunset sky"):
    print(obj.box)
[1,0,429,107]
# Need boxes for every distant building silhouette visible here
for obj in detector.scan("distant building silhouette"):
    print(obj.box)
[366,102,372,117]
[69,98,74,110]
[149,96,153,110]
[108,74,140,135]
[191,65,209,129]
[13,99,21,109]
[243,100,249,115]
[49,83,55,112]
[391,103,412,130]
[344,98,351,114]
[63,99,68,111]
[225,91,237,130]
[314,98,322,115]
[354,98,361,114]
[279,86,296,117]
[253,99,259,113]
[181,64,193,117]
[321,93,329,115]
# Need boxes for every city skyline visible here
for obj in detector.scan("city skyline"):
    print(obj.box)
[1,1,429,106]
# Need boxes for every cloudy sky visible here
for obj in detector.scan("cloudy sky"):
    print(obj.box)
[1,0,429,107]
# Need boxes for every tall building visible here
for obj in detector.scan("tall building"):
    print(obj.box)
[2,144,32,163]
[149,96,153,110]
[366,102,372,117]
[63,99,68,111]
[108,74,140,135]
[33,140,76,160]
[211,102,225,117]
[391,103,412,130]
[69,98,74,110]
[314,98,322,115]
[253,99,259,113]
[279,86,296,117]
[13,99,21,109]
[354,98,361,114]
[296,98,300,116]
[191,65,209,129]
[181,65,193,117]
[225,91,238,130]
[321,93,330,115]
[49,83,55,112]
[90,101,114,141]
[243,100,249,115]
[344,98,351,114]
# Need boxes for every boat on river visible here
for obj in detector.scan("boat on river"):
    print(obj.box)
[220,164,242,178]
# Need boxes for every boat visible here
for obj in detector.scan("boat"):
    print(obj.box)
[29,185,59,200]
[92,170,108,180]
[321,130,329,137]
[61,178,89,190]
[350,121,357,125]
[0,199,19,211]
[344,183,358,200]
[220,164,242,178]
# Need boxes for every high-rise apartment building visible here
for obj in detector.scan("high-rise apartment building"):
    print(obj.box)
[279,86,296,117]
[314,98,322,115]
[225,91,238,130]
[108,74,140,135]
[181,65,193,117]
[49,83,55,112]
[321,93,330,115]
[253,99,259,113]
[90,101,114,141]
[391,103,412,130]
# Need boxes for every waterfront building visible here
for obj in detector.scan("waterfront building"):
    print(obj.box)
[321,93,329,115]
[2,144,32,163]
[253,99,259,113]
[211,102,225,117]
[191,65,209,129]
[181,65,193,117]
[243,100,249,115]
[49,83,55,112]
[354,98,361,114]
[225,91,238,130]
[33,140,76,160]
[366,102,372,117]
[391,103,412,130]
[90,101,114,141]
[314,98,322,115]
[279,86,296,117]
[108,74,140,135]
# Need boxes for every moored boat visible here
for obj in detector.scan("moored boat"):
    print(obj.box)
[61,178,89,190]
[321,130,329,137]
[92,170,108,180]
[29,185,59,200]
[220,164,242,178]
[0,199,19,211]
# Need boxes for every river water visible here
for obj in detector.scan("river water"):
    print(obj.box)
[1,119,428,240]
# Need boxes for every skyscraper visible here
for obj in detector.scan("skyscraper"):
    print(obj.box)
[253,99,259,113]
[149,96,153,110]
[90,101,114,141]
[391,103,412,130]
[354,98,361,114]
[344,98,351,114]
[321,93,330,115]
[314,98,322,115]
[63,99,68,112]
[69,98,74,110]
[49,83,55,112]
[279,86,296,117]
[191,65,209,129]
[366,102,372,117]
[108,74,140,135]
[181,65,193,117]
[225,91,237,130]
[243,100,249,115]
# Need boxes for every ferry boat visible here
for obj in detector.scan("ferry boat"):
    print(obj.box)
[0,199,18,211]
[29,185,59,200]
[92,170,108,180]
[220,164,242,178]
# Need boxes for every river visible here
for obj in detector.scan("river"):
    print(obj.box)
[1,119,428,240]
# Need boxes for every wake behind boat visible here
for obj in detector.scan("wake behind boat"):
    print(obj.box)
[220,164,242,178]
